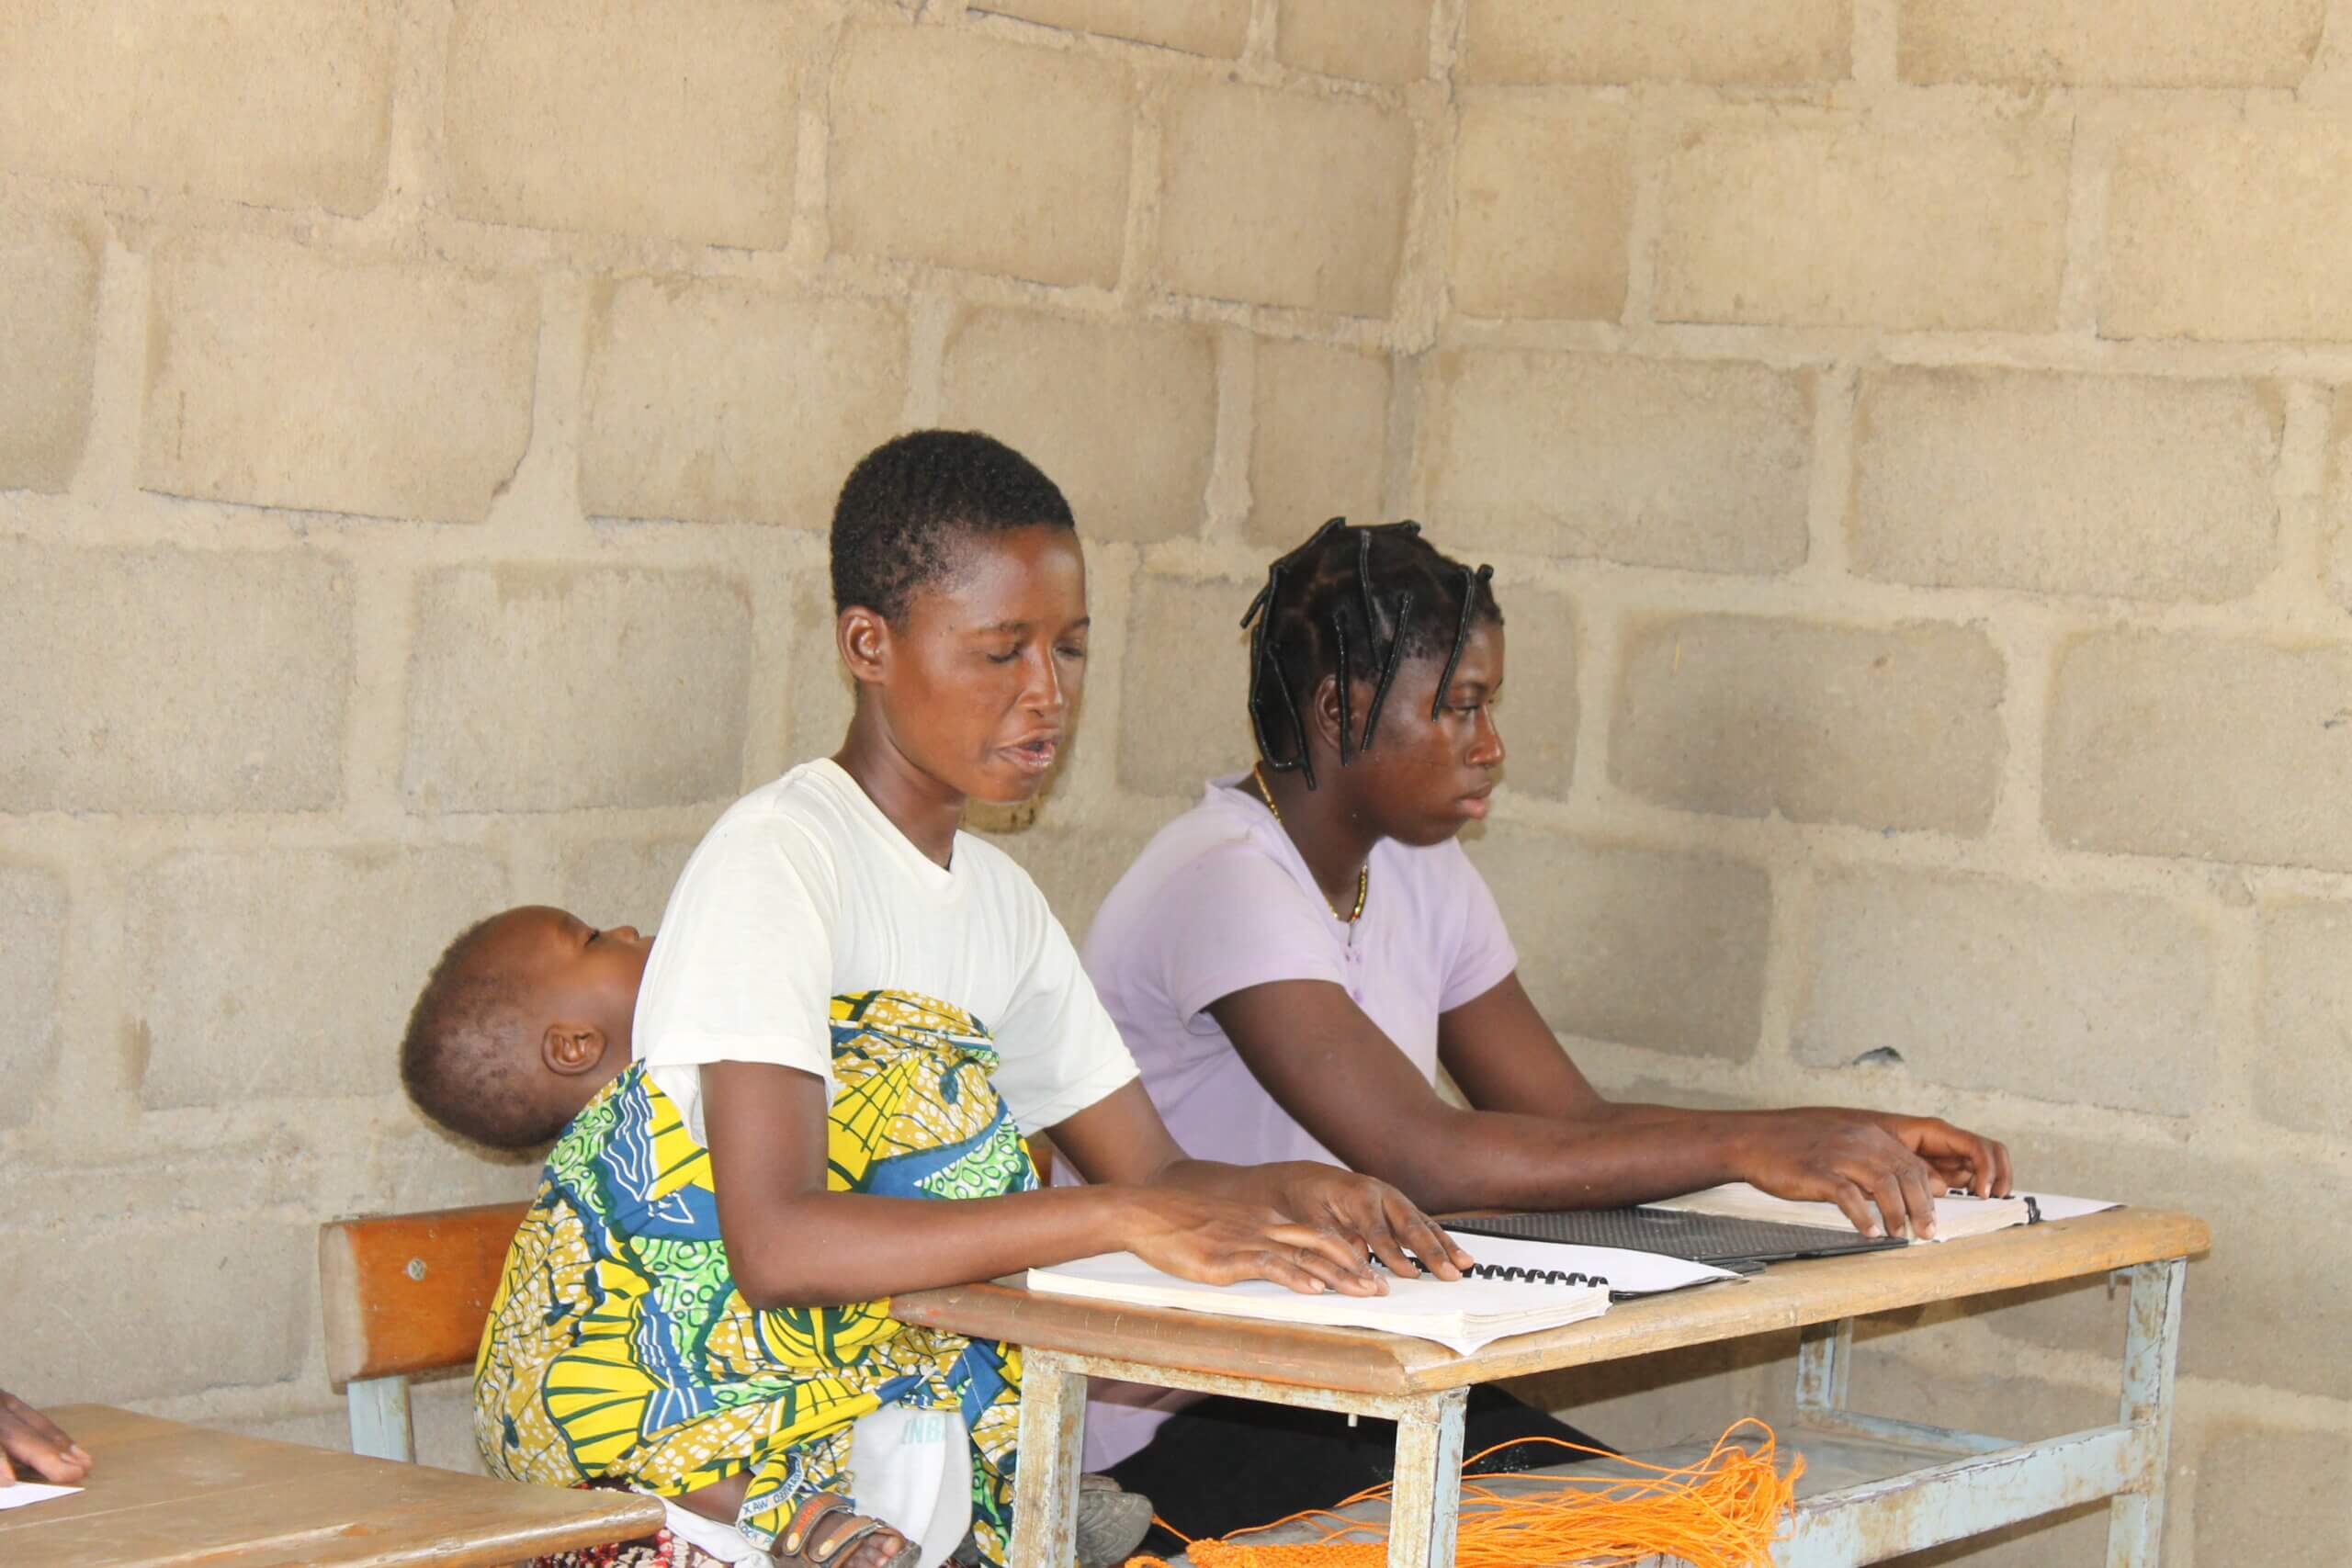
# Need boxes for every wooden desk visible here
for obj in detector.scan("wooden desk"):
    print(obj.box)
[0,1404,667,1568]
[896,1206,2209,1568]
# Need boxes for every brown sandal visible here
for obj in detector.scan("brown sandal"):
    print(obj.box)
[775,1494,918,1568]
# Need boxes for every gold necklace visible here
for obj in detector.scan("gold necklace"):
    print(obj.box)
[1250,762,1369,923]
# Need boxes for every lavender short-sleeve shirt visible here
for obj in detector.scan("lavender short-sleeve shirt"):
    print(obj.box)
[1076,774,1520,1466]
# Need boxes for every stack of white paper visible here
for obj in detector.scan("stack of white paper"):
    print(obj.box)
[1026,1229,1739,1355]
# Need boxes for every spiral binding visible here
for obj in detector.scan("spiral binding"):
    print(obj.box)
[1466,1263,1609,1289]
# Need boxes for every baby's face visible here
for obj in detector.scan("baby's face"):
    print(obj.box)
[493,906,652,1051]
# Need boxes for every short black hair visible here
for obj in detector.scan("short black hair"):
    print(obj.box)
[1242,517,1502,787]
[399,914,565,1151]
[831,429,1077,620]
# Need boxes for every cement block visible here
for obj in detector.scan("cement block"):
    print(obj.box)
[1277,0,1431,83]
[2107,120,2352,342]
[0,865,65,1133]
[1459,0,1849,85]
[2256,899,2352,1139]
[2045,631,2352,871]
[786,573,857,762]
[830,24,1132,288]
[941,308,1216,545]
[1853,367,2278,602]
[1899,0,2324,86]
[1422,351,1810,574]
[0,0,393,213]
[1611,615,2006,835]
[1463,829,1770,1059]
[142,236,537,524]
[0,1215,312,1403]
[1493,584,1577,802]
[0,206,99,492]
[974,0,1247,56]
[373,1123,546,1213]
[402,566,752,812]
[446,0,799,249]
[1452,97,1633,321]
[1117,573,1254,795]
[556,836,705,932]
[1657,117,2068,332]
[1158,82,1414,317]
[130,846,508,1108]
[2195,1427,2352,1568]
[1979,1133,2352,1399]
[0,542,350,814]
[1796,867,2216,1117]
[1246,339,1392,547]
[580,277,907,528]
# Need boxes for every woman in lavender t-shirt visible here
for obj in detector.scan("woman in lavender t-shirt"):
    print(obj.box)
[1077,519,2015,1537]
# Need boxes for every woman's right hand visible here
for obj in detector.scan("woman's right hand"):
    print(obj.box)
[1117,1188,1388,1297]
[1730,1114,1943,1240]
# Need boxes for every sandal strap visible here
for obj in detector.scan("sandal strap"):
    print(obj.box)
[779,1495,857,1560]
[805,1516,890,1566]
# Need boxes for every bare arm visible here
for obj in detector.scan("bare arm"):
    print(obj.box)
[1213,975,2002,1237]
[1439,975,2013,1199]
[702,1065,1456,1309]
[1210,978,1770,1213]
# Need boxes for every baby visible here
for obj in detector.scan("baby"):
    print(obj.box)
[401,905,645,1153]
[400,906,1153,1567]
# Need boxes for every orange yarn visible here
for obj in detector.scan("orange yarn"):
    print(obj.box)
[1123,1417,1802,1568]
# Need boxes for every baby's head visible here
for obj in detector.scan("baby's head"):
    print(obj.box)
[400,906,649,1150]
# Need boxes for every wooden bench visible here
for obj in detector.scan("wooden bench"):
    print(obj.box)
[319,1201,530,1461]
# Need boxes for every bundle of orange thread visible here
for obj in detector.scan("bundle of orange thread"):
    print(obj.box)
[1124,1417,1803,1568]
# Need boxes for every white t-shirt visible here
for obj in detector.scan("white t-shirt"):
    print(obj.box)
[635,758,1140,1144]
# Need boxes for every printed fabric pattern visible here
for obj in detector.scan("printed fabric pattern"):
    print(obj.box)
[474,990,1034,1562]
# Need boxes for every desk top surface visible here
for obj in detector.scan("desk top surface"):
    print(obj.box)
[0,1404,667,1568]
[892,1205,2209,1395]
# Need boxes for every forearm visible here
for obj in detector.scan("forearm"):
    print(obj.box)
[725,1182,1142,1308]
[1147,1156,1330,1211]
[1354,1106,1765,1214]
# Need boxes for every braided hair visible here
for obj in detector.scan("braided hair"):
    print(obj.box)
[1241,517,1500,788]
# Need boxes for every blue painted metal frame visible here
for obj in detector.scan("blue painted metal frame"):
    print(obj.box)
[1778,1258,2185,1566]
[1004,1255,2191,1568]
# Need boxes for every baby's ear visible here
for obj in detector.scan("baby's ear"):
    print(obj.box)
[542,1022,608,1076]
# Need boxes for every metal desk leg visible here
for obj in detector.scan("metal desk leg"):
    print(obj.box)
[1010,1349,1088,1568]
[2106,1259,2186,1568]
[1385,1386,1468,1568]
[1795,1318,1855,1416]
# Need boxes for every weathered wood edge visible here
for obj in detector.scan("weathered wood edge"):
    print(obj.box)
[889,1208,2211,1397]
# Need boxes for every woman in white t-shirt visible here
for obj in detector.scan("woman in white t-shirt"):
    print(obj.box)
[1080,518,2016,1534]
[472,437,1468,1568]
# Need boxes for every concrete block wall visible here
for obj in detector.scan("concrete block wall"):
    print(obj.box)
[2,2,2346,1560]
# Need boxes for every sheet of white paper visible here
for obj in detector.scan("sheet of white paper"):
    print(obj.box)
[1648,1182,2038,1243]
[0,1481,81,1511]
[1432,1229,1743,1298]
[2017,1191,2120,1221]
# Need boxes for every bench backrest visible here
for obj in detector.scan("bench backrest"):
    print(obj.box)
[318,1201,526,1457]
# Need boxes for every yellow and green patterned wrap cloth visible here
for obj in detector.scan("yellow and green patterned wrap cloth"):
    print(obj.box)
[473,990,1034,1562]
